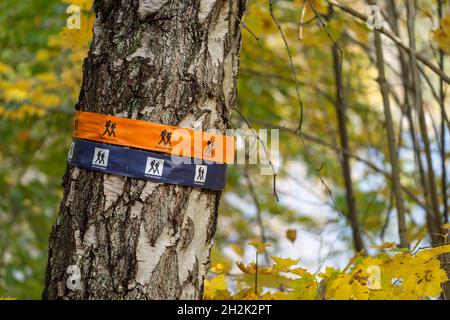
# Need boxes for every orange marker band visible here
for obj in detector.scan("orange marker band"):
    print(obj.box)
[73,111,235,164]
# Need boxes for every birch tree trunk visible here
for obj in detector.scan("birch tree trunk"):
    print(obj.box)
[43,0,245,300]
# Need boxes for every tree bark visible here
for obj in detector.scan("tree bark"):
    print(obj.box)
[43,0,245,300]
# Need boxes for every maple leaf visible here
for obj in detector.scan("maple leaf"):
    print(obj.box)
[203,275,230,300]
[236,262,272,275]
[271,256,299,273]
[402,261,448,298]
[329,271,370,300]
[288,268,308,277]
[237,261,257,275]
[416,244,450,260]
[288,273,318,300]
[248,239,272,253]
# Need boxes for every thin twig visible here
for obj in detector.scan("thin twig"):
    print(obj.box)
[298,0,307,40]
[247,116,430,213]
[233,106,279,201]
[245,169,270,265]
[269,0,304,132]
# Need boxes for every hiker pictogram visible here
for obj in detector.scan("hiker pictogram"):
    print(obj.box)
[102,120,117,138]
[92,148,109,167]
[145,157,164,177]
[95,150,106,164]
[204,137,216,156]
[158,129,172,146]
[194,165,207,183]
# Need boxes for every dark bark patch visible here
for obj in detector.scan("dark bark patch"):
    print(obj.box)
[178,216,195,251]
[147,246,181,299]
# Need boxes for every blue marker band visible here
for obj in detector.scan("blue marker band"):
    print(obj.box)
[67,139,227,190]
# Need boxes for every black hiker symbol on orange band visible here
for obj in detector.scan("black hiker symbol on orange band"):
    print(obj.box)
[102,120,116,138]
[204,137,215,156]
[158,129,172,146]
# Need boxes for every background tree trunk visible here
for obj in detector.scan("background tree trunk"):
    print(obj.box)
[372,21,409,249]
[43,0,245,300]
[331,43,365,254]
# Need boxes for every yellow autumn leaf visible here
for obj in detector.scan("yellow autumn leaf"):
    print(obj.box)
[271,256,299,273]
[329,271,370,300]
[233,288,258,300]
[0,63,14,74]
[237,261,256,274]
[210,246,232,274]
[236,262,273,275]
[62,0,93,11]
[210,262,230,274]
[349,19,369,44]
[36,49,51,62]
[370,242,396,250]
[203,275,230,300]
[319,266,342,281]
[35,73,58,83]
[402,263,448,298]
[230,243,244,257]
[4,88,28,102]
[289,273,318,300]
[288,267,308,277]
[286,229,297,243]
[35,94,61,108]
[416,244,450,259]
[260,291,290,300]
[432,14,450,53]
[0,106,7,117]
[58,14,95,51]
[248,239,272,253]
[241,292,260,300]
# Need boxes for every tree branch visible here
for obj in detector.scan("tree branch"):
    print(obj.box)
[327,0,450,84]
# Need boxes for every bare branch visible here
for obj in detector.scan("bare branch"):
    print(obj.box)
[327,0,450,84]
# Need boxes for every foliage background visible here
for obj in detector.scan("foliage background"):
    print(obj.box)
[0,0,449,299]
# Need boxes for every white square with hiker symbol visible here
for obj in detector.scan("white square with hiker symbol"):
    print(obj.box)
[92,148,109,167]
[194,165,207,183]
[145,157,164,177]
